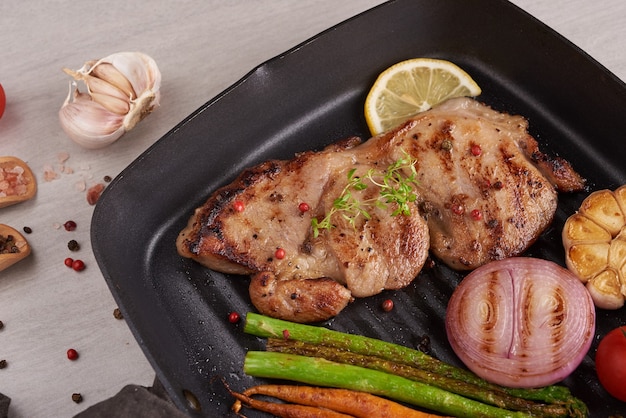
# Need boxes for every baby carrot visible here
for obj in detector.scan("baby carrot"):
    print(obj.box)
[230,389,353,418]
[242,385,447,418]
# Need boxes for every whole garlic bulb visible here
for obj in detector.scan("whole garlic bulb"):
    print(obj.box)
[59,52,161,149]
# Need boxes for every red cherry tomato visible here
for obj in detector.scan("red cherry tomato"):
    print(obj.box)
[595,326,626,402]
[0,84,5,119]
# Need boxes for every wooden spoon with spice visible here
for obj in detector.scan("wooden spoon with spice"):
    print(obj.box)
[0,156,37,208]
[0,224,31,272]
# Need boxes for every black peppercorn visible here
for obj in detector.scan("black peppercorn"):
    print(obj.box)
[113,308,124,320]
[67,240,80,251]
[23,226,32,234]
[0,359,7,369]
[441,139,453,151]
[72,393,83,403]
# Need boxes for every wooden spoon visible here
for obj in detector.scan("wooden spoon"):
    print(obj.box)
[0,224,31,272]
[0,156,37,208]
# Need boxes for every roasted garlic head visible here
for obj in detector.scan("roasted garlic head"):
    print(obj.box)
[59,52,161,149]
[562,185,626,309]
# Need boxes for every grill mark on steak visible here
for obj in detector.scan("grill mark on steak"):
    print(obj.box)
[177,97,584,322]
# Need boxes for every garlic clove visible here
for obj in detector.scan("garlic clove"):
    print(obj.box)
[89,91,130,115]
[609,228,626,269]
[59,83,125,149]
[90,62,137,99]
[63,68,131,114]
[562,213,611,245]
[60,52,161,148]
[566,242,610,281]
[587,269,625,310]
[100,52,161,103]
[579,189,625,237]
[615,185,626,214]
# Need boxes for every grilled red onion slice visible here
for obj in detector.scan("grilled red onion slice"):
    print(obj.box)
[445,257,596,388]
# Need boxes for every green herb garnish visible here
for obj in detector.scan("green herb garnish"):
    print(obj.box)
[311,154,419,238]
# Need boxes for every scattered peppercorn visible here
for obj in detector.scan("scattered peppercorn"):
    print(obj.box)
[381,299,394,312]
[113,308,124,320]
[233,200,245,212]
[23,226,32,234]
[67,239,80,251]
[416,334,432,354]
[0,320,4,330]
[441,139,453,151]
[63,220,77,231]
[274,248,286,260]
[0,359,7,369]
[72,259,86,271]
[470,209,483,221]
[233,200,246,212]
[451,204,464,215]
[64,257,74,268]
[228,311,240,324]
[72,393,83,403]
[0,234,18,254]
[470,144,482,156]
[298,202,310,212]
[67,348,79,360]
[282,329,290,340]
[103,175,112,183]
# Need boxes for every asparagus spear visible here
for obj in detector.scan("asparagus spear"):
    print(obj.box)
[266,338,580,418]
[244,313,577,405]
[244,351,532,418]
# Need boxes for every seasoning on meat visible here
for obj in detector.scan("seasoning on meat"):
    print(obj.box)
[177,98,584,322]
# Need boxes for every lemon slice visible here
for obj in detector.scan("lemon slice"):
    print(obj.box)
[364,58,482,135]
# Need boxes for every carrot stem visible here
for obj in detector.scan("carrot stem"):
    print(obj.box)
[242,385,446,418]
[230,389,354,418]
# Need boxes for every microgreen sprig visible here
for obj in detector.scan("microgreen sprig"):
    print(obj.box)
[311,154,419,238]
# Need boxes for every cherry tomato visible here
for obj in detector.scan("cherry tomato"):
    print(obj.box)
[595,326,626,401]
[0,83,5,119]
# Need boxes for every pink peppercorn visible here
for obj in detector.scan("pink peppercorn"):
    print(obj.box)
[228,312,240,324]
[63,220,77,231]
[275,248,286,259]
[67,348,79,360]
[470,144,482,156]
[72,259,86,271]
[298,202,310,212]
[381,299,394,312]
[451,204,464,215]
[470,209,483,221]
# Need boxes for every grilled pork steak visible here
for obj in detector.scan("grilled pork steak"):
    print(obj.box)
[177,135,430,322]
[385,97,586,269]
[177,97,584,322]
